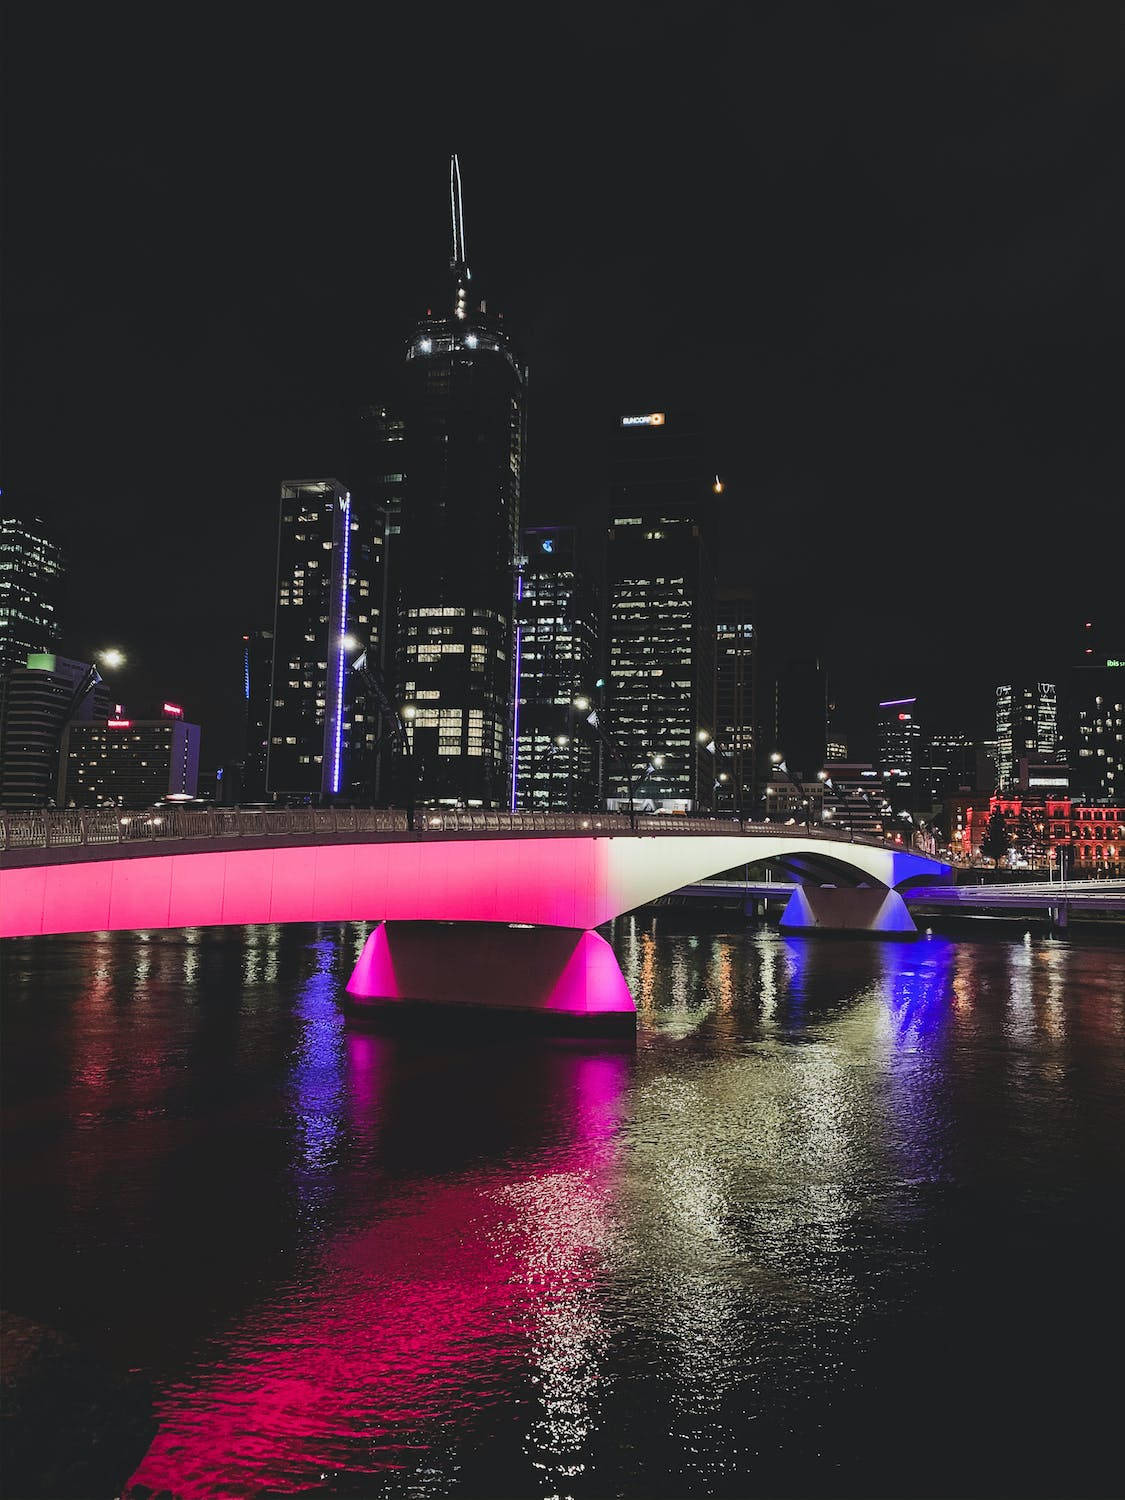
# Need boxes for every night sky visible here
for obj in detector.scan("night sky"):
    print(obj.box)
[5,3,1123,765]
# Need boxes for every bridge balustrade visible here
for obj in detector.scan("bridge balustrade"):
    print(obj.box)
[0,806,898,851]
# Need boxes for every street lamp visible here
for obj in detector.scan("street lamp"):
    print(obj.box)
[574,694,637,830]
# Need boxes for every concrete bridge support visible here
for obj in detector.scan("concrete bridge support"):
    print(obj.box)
[779,884,917,935]
[345,921,638,1034]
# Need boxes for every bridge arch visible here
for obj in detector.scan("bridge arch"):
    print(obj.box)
[0,831,949,939]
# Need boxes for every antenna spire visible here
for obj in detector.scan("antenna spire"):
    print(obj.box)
[450,154,467,267]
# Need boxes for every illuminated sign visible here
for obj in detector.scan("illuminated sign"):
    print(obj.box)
[620,413,665,427]
[541,538,554,553]
[162,702,184,717]
[1108,659,1123,667]
[897,713,911,721]
[1029,776,1068,787]
[107,718,132,729]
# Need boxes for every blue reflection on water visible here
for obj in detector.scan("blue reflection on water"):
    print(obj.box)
[289,936,347,1227]
[879,934,956,1049]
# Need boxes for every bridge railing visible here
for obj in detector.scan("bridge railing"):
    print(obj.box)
[0,806,900,852]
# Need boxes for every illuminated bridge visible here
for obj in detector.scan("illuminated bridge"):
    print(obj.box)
[0,808,950,1031]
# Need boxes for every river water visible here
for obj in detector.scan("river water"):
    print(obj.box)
[3,917,1124,1498]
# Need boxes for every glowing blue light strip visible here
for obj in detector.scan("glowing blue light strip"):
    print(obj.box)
[329,492,352,795]
[510,574,523,811]
[244,646,251,702]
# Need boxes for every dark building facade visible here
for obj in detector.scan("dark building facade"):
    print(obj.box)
[773,659,827,782]
[605,411,716,812]
[0,508,64,684]
[1068,621,1123,803]
[0,654,112,806]
[715,593,755,813]
[266,479,383,801]
[394,157,525,807]
[242,627,274,801]
[513,526,599,811]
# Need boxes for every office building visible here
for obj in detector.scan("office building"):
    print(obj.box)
[773,659,827,781]
[918,731,976,809]
[241,627,273,801]
[877,697,922,813]
[0,654,112,806]
[60,705,200,807]
[1068,621,1123,803]
[0,507,64,683]
[995,681,1056,790]
[605,410,716,812]
[394,156,525,807]
[267,478,383,801]
[715,593,755,812]
[513,526,599,812]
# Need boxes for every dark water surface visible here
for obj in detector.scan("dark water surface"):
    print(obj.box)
[3,918,1124,1498]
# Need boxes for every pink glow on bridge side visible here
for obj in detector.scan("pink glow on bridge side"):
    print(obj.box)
[0,835,951,941]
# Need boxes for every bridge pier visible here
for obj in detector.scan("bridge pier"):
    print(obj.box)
[778,884,917,935]
[344,921,637,1034]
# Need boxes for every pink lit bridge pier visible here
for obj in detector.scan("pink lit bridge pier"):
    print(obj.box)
[0,810,950,1033]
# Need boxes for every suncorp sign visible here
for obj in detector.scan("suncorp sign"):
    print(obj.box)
[621,412,665,427]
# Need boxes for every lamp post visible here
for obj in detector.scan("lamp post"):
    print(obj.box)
[771,750,812,831]
[699,730,744,827]
[575,693,636,831]
[55,649,126,806]
[351,647,415,829]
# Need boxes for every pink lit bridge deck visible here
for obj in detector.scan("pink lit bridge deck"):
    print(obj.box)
[1,809,951,1032]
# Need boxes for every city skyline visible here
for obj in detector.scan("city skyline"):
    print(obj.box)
[5,7,1121,763]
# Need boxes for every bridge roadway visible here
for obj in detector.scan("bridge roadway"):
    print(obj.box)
[0,808,950,1031]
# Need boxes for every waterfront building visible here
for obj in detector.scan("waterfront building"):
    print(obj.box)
[395,156,525,808]
[513,526,599,812]
[266,478,383,802]
[60,705,200,807]
[241,627,273,801]
[715,593,755,812]
[605,410,716,812]
[877,697,922,813]
[995,680,1056,790]
[0,507,64,684]
[954,793,1122,875]
[0,653,112,806]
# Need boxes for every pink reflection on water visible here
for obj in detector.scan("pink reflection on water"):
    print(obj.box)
[127,1045,628,1497]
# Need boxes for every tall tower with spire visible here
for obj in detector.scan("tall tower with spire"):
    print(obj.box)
[394,156,526,808]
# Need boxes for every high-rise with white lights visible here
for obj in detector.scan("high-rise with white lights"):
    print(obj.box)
[995,681,1056,791]
[0,506,64,684]
[395,156,526,807]
[266,479,383,800]
[513,526,600,812]
[605,411,716,812]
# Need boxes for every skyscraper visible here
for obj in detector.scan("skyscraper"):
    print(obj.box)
[1068,621,1123,803]
[513,526,599,812]
[995,681,1056,791]
[877,697,922,813]
[0,507,64,684]
[241,627,274,801]
[605,411,716,812]
[394,156,526,807]
[266,479,383,801]
[715,593,755,812]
